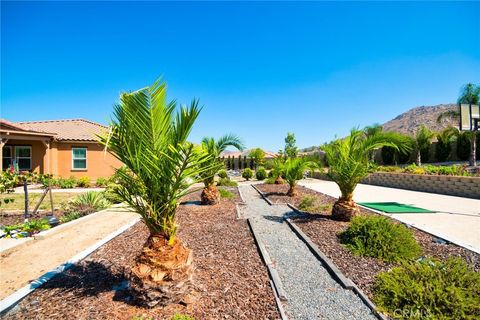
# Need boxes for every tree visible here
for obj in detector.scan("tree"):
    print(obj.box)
[364,124,384,162]
[249,148,266,168]
[413,125,435,165]
[437,83,479,166]
[242,168,253,181]
[323,128,411,221]
[199,134,244,205]
[435,127,458,162]
[101,79,216,307]
[284,132,298,159]
[282,158,317,196]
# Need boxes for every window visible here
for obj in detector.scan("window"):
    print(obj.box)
[72,147,87,170]
[2,146,12,170]
[15,146,32,170]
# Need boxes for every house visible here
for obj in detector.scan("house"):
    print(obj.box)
[0,119,123,179]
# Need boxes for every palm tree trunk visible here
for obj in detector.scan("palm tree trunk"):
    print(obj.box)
[416,150,422,166]
[332,193,360,221]
[470,133,477,166]
[129,235,193,307]
[287,183,297,197]
[201,183,220,205]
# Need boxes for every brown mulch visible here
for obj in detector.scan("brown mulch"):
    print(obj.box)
[4,189,279,320]
[256,183,480,298]
[0,209,66,226]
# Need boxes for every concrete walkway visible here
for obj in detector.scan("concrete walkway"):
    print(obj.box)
[0,206,139,300]
[239,185,376,320]
[300,179,480,254]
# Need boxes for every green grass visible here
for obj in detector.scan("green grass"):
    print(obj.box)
[0,192,84,211]
[219,188,235,199]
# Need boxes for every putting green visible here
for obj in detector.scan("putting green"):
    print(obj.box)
[358,202,434,213]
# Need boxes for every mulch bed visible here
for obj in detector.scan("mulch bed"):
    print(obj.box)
[256,183,480,298]
[0,209,66,226]
[4,188,279,320]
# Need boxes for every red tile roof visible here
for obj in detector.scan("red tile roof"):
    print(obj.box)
[16,119,107,141]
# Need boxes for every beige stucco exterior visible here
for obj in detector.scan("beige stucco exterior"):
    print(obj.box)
[2,138,122,180]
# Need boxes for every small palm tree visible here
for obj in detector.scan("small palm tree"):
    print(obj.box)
[101,79,215,307]
[413,125,435,166]
[282,157,317,196]
[437,83,479,166]
[323,128,411,221]
[199,134,244,205]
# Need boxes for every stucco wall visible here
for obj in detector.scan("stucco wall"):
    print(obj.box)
[362,172,480,199]
[4,140,46,173]
[54,142,123,179]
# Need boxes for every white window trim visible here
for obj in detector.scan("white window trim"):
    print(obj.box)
[2,145,12,169]
[14,146,32,171]
[72,147,87,170]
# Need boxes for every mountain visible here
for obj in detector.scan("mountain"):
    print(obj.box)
[382,103,457,135]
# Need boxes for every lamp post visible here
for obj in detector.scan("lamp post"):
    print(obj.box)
[459,103,479,166]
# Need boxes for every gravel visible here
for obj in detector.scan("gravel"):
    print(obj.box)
[239,185,376,320]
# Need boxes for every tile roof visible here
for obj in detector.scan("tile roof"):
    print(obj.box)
[0,118,56,136]
[220,149,278,158]
[17,119,108,141]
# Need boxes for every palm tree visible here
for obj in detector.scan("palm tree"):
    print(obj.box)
[435,126,458,162]
[199,134,244,205]
[363,124,383,161]
[437,83,480,166]
[323,128,411,221]
[282,157,317,196]
[413,125,435,166]
[101,80,215,307]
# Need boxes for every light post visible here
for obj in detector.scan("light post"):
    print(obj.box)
[459,103,479,166]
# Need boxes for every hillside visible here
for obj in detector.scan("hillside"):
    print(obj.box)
[382,103,457,135]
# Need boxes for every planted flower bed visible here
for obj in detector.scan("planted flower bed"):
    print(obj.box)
[4,189,279,319]
[256,183,480,319]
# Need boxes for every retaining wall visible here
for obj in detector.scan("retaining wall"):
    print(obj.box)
[361,172,480,199]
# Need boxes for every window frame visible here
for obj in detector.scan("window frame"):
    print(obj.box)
[14,145,32,171]
[71,147,88,171]
[2,145,12,170]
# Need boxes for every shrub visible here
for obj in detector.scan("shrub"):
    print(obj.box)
[255,167,267,180]
[339,215,422,262]
[298,195,332,213]
[170,315,194,320]
[77,176,91,188]
[57,176,77,189]
[95,177,108,187]
[373,257,480,319]
[67,191,110,213]
[218,189,234,199]
[242,168,253,180]
[217,169,228,179]
[104,183,123,203]
[216,177,238,187]
[59,211,83,223]
[403,164,426,175]
[381,146,395,165]
[265,177,276,184]
[21,218,51,235]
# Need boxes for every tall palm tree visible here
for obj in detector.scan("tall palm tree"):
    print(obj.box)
[323,128,411,221]
[282,157,317,196]
[435,126,458,162]
[101,79,215,307]
[199,134,244,205]
[437,83,480,166]
[413,125,435,166]
[363,124,383,161]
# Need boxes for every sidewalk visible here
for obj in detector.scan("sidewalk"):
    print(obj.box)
[300,179,480,253]
[0,207,139,300]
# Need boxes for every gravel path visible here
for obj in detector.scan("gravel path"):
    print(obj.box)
[239,184,376,320]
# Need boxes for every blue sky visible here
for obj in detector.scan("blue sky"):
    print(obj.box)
[2,1,479,151]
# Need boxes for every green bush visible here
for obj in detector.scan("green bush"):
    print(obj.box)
[67,191,110,213]
[95,177,108,187]
[170,314,194,320]
[339,216,422,262]
[21,218,50,236]
[264,177,276,184]
[255,167,267,180]
[60,211,83,223]
[374,257,480,319]
[298,195,332,213]
[56,176,77,189]
[103,183,123,203]
[217,169,228,179]
[77,176,91,188]
[216,177,238,187]
[242,168,253,180]
[219,189,234,199]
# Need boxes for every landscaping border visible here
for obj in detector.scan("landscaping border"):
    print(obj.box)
[0,217,140,316]
[251,184,276,206]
